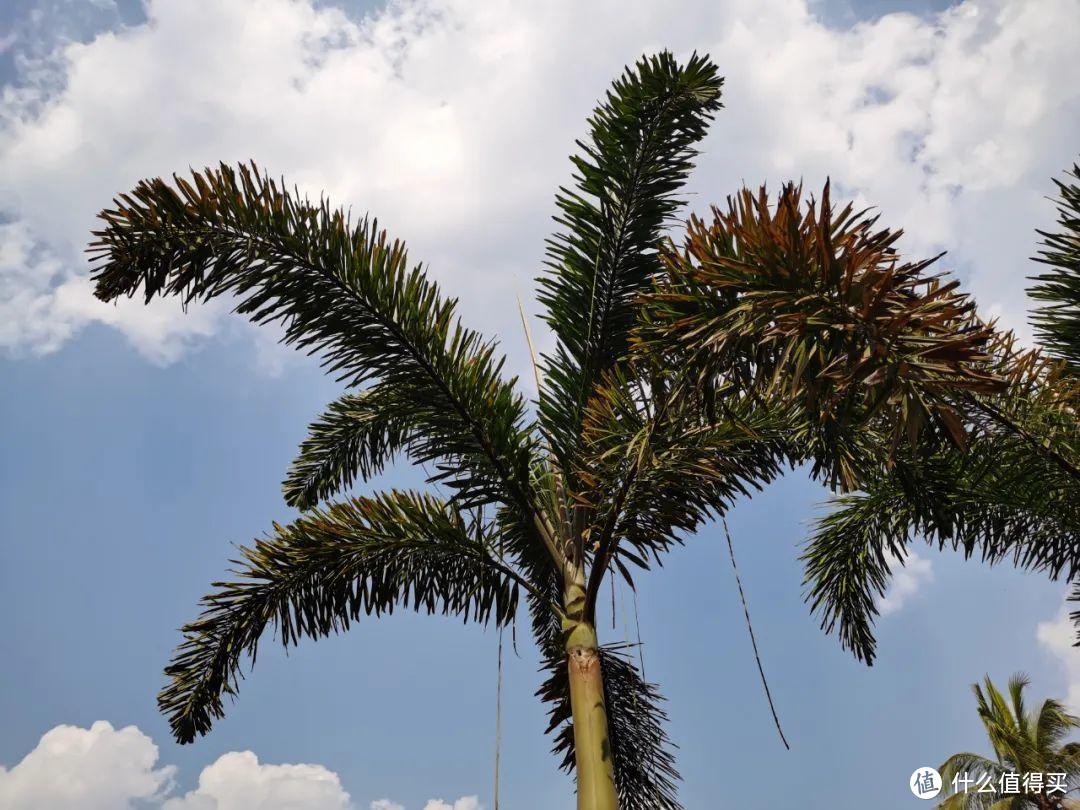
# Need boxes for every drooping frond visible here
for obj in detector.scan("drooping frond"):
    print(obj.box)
[90,163,537,514]
[803,422,1080,664]
[1030,163,1080,373]
[538,646,681,810]
[283,385,413,509]
[159,491,522,744]
[801,480,911,664]
[640,182,1006,490]
[537,51,723,473]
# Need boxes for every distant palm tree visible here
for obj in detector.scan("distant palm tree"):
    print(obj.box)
[938,675,1080,809]
[88,52,1080,810]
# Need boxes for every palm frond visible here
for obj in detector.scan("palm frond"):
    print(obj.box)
[159,490,523,744]
[976,677,1043,773]
[90,163,537,514]
[940,737,1035,810]
[1035,696,1080,754]
[960,329,1080,483]
[939,750,1007,790]
[578,373,790,613]
[1007,674,1031,743]
[537,51,723,473]
[639,182,1006,491]
[283,386,413,509]
[803,425,1080,663]
[1030,163,1080,373]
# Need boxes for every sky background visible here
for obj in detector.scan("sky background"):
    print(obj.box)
[1,0,1078,808]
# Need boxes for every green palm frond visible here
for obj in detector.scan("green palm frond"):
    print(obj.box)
[1007,674,1030,742]
[90,163,537,514]
[1035,696,1080,755]
[577,374,790,612]
[159,490,525,744]
[939,751,1006,782]
[1030,163,1080,373]
[938,751,1008,809]
[537,51,723,474]
[283,385,413,509]
[802,423,1080,663]
[639,182,1006,491]
[978,678,1031,767]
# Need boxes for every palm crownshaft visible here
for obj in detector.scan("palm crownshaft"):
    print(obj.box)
[89,53,1080,810]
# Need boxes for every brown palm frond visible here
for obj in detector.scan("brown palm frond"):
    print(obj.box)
[639,181,1006,489]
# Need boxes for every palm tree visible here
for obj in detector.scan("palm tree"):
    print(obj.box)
[938,675,1080,809]
[88,52,1080,810]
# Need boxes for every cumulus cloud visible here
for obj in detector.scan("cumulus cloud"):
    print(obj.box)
[162,751,351,810]
[878,549,934,616]
[1036,607,1080,714]
[0,721,174,810]
[423,799,482,810]
[367,799,481,810]
[0,0,1077,376]
[0,721,479,810]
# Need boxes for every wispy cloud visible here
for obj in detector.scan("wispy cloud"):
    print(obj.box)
[878,549,935,616]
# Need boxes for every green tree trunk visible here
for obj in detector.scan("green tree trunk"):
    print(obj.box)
[563,575,618,810]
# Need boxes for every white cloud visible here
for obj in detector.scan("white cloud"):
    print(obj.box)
[162,751,351,810]
[1036,607,1080,714]
[878,549,934,616]
[0,0,1077,375]
[0,220,221,363]
[0,720,174,810]
[0,721,479,810]
[423,799,482,810]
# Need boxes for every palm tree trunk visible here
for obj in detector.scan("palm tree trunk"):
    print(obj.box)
[564,575,618,810]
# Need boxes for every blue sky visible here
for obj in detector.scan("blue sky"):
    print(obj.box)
[1,1,1078,808]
